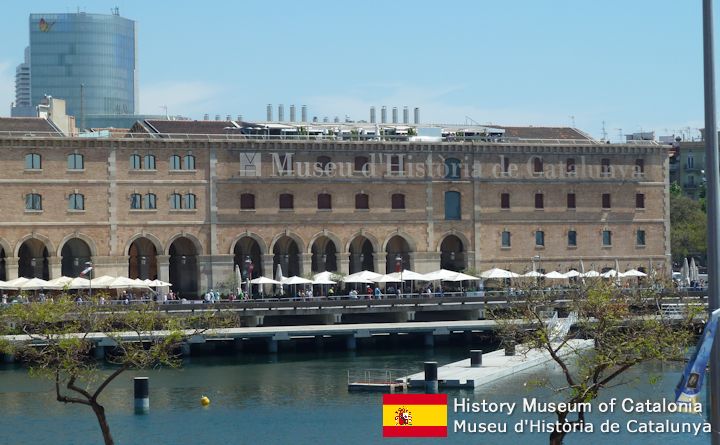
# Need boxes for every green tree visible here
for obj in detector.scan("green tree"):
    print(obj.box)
[0,297,232,445]
[493,282,695,445]
[670,191,707,265]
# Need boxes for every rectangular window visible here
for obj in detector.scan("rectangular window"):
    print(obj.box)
[535,231,545,247]
[279,194,294,210]
[355,194,369,210]
[567,193,576,209]
[69,194,84,210]
[602,193,611,209]
[130,194,142,209]
[184,193,196,209]
[636,193,645,209]
[535,193,544,209]
[444,191,461,220]
[170,194,181,209]
[184,154,196,170]
[130,154,141,170]
[568,230,577,247]
[602,230,612,246]
[391,194,406,210]
[25,194,42,210]
[501,156,510,175]
[354,156,369,172]
[636,230,646,246]
[318,193,332,210]
[635,159,645,176]
[566,158,576,176]
[170,155,181,170]
[533,157,543,175]
[241,193,255,210]
[500,193,510,209]
[67,154,84,170]
[390,155,403,175]
[144,155,156,170]
[25,153,41,170]
[601,158,611,176]
[144,194,157,209]
[501,231,511,247]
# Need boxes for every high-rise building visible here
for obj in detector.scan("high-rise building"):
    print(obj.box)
[11,47,33,117]
[27,10,137,128]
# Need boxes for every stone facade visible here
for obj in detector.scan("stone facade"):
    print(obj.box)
[0,136,670,297]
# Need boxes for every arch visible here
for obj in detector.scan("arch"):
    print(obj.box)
[18,238,50,279]
[56,232,98,258]
[228,232,268,256]
[344,231,380,254]
[435,231,471,253]
[0,247,5,281]
[124,232,164,257]
[272,235,301,277]
[165,232,204,256]
[306,230,343,255]
[348,234,376,273]
[385,234,414,273]
[0,237,9,282]
[14,233,55,258]
[234,236,263,285]
[128,237,159,280]
[310,236,338,273]
[0,237,12,258]
[60,238,93,277]
[269,231,306,255]
[439,234,466,272]
[169,236,200,297]
[381,231,417,253]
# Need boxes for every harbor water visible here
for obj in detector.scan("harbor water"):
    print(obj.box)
[0,343,708,445]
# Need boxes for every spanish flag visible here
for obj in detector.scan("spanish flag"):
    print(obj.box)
[382,394,448,438]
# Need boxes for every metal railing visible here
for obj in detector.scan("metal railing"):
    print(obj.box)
[0,130,650,146]
[347,368,409,385]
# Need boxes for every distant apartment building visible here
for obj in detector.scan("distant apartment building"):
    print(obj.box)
[10,47,33,117]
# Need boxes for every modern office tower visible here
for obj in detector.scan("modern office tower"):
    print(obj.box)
[27,10,137,128]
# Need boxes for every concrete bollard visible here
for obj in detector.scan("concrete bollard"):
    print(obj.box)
[134,377,149,414]
[424,361,438,394]
[470,350,483,367]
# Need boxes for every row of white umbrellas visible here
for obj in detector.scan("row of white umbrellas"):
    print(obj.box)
[246,264,651,289]
[0,275,172,291]
[478,267,647,280]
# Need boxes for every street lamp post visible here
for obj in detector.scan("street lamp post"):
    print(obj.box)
[244,256,253,296]
[702,0,720,441]
[532,255,541,273]
[395,255,403,297]
[84,261,93,298]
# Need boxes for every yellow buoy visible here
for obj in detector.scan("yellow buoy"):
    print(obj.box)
[200,396,210,406]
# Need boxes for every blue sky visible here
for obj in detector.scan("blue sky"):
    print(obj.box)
[0,0,710,140]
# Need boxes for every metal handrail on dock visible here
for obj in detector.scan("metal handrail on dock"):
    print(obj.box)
[347,368,409,392]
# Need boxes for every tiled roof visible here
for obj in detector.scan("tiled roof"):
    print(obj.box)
[496,126,592,140]
[0,117,62,135]
[141,120,239,135]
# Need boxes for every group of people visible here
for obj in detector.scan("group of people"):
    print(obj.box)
[347,284,447,300]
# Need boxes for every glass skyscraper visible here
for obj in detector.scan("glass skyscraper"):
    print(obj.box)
[28,11,136,128]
